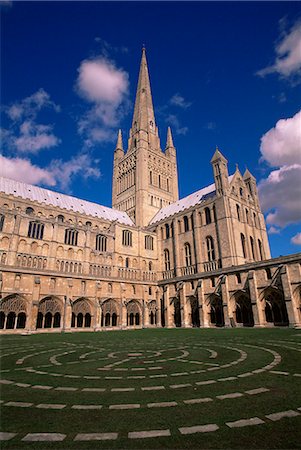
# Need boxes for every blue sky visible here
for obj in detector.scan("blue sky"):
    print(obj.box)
[1,1,301,258]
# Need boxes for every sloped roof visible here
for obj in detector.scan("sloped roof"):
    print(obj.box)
[149,175,234,225]
[0,176,134,226]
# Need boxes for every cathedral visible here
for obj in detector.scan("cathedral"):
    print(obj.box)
[0,49,300,333]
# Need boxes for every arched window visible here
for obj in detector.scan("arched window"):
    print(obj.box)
[158,174,161,188]
[122,230,132,247]
[26,207,34,215]
[236,204,241,221]
[64,229,78,246]
[258,239,263,261]
[241,233,247,258]
[253,212,257,227]
[28,221,44,240]
[183,216,189,232]
[148,261,152,271]
[145,235,154,250]
[245,208,249,224]
[164,249,170,271]
[184,243,192,267]
[125,257,130,268]
[0,214,4,232]
[167,178,169,192]
[96,234,107,252]
[206,236,215,261]
[165,223,170,239]
[250,236,255,259]
[57,215,64,223]
[150,171,153,184]
[205,207,211,225]
[213,205,217,222]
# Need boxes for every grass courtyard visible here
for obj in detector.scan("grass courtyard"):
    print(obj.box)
[0,328,301,449]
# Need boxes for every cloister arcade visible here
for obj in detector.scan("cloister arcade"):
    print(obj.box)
[71,298,92,328]
[232,290,254,327]
[261,286,289,326]
[208,294,225,327]
[0,295,27,330]
[101,299,119,327]
[126,300,141,326]
[36,296,62,329]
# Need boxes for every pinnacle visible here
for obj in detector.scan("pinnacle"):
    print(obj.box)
[115,129,123,151]
[210,146,227,163]
[166,127,174,149]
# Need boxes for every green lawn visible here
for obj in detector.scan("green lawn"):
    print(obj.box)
[1,328,301,449]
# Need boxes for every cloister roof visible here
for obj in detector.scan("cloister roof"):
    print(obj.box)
[0,176,134,226]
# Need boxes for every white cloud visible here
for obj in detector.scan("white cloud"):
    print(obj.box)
[291,232,301,245]
[2,89,61,154]
[268,226,281,235]
[258,110,301,229]
[257,19,301,82]
[165,114,188,135]
[260,110,301,166]
[0,153,100,191]
[170,93,191,109]
[75,56,129,146]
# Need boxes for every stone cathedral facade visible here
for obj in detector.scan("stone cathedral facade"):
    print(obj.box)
[0,49,300,333]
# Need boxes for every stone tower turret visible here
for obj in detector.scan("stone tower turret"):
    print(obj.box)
[210,147,229,196]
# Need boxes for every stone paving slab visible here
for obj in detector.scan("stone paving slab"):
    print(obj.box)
[111,387,135,392]
[0,380,14,384]
[74,433,118,441]
[82,388,105,392]
[226,417,265,428]
[270,370,289,375]
[217,377,237,382]
[141,386,165,391]
[72,405,103,410]
[237,372,253,378]
[109,404,140,410]
[266,410,300,421]
[217,392,243,400]
[128,429,171,439]
[150,374,167,378]
[245,387,270,395]
[32,385,53,390]
[5,402,33,407]
[15,382,31,387]
[0,432,17,441]
[22,433,66,442]
[170,383,192,389]
[36,403,66,409]
[179,424,219,434]
[55,387,78,391]
[196,380,216,385]
[148,401,177,408]
[184,397,213,404]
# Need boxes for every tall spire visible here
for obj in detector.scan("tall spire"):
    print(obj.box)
[131,47,156,133]
[116,129,123,151]
[166,127,174,149]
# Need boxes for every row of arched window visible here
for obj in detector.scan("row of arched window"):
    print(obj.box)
[162,207,216,240]
[164,237,216,272]
[236,204,258,227]
[240,233,264,260]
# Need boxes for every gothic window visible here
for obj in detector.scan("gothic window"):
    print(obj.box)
[57,215,64,223]
[236,204,241,221]
[241,233,247,258]
[167,178,169,192]
[145,235,154,250]
[165,223,170,239]
[164,249,170,271]
[240,187,243,197]
[183,215,190,232]
[122,230,132,247]
[253,212,257,227]
[205,207,211,225]
[0,214,4,231]
[64,229,78,246]
[211,277,216,287]
[125,257,130,268]
[245,208,249,223]
[149,261,152,271]
[149,287,152,295]
[158,174,161,188]
[86,221,92,227]
[150,171,153,184]
[250,236,255,259]
[184,243,192,267]
[258,239,263,261]
[213,205,217,222]
[206,236,215,261]
[96,234,107,252]
[266,268,272,280]
[26,207,34,215]
[236,273,241,284]
[28,221,44,240]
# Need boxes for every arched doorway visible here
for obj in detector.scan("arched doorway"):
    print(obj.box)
[36,296,62,329]
[263,287,289,326]
[173,297,182,327]
[208,294,224,327]
[71,298,92,328]
[102,299,118,327]
[148,300,157,325]
[126,301,141,327]
[234,291,254,327]
[189,296,200,327]
[0,295,27,330]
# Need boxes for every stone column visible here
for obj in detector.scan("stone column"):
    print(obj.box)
[247,270,261,326]
[121,300,127,328]
[64,298,72,331]
[220,275,230,327]
[196,280,203,327]
[198,280,210,327]
[193,211,203,272]
[164,285,173,328]
[280,265,298,327]
[172,220,181,277]
[156,288,162,327]
[179,282,190,327]
[144,301,150,328]
[29,301,39,331]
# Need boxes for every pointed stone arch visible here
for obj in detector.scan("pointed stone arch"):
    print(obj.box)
[292,284,301,324]
[148,300,157,325]
[71,297,92,328]
[188,295,200,328]
[231,290,254,327]
[207,293,224,327]
[36,296,63,329]
[101,299,119,327]
[0,294,28,330]
[126,300,141,327]
[260,286,289,326]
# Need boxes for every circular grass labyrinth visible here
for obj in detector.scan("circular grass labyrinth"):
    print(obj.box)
[1,328,301,448]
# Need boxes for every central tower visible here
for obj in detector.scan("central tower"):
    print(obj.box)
[112,48,179,227]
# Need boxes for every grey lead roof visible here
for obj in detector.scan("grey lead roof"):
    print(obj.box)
[0,176,134,226]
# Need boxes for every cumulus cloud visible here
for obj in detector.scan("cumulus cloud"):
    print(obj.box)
[291,232,301,245]
[260,111,301,166]
[170,93,191,109]
[258,110,301,229]
[165,114,188,135]
[257,19,301,82]
[268,226,281,235]
[75,56,129,146]
[2,89,61,154]
[0,153,100,191]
